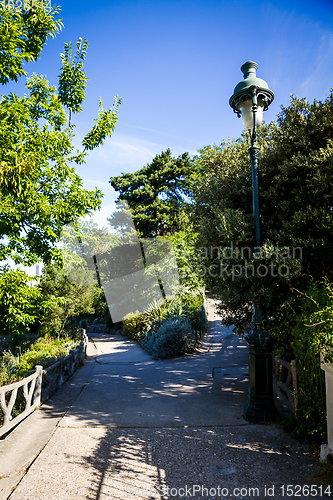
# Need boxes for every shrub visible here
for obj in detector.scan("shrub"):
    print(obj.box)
[182,293,203,311]
[123,311,146,339]
[165,295,203,331]
[274,278,333,442]
[147,318,164,335]
[16,335,80,376]
[0,351,19,386]
[143,316,196,359]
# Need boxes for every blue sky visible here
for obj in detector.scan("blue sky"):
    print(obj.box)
[5,0,333,227]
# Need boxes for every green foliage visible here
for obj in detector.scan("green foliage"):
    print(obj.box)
[58,38,88,122]
[166,231,205,293]
[276,279,333,358]
[165,295,202,326]
[61,219,121,271]
[143,316,195,359]
[123,311,146,340]
[0,350,19,386]
[82,96,122,151]
[0,335,80,388]
[0,2,63,85]
[0,23,121,264]
[38,263,104,338]
[109,149,194,238]
[121,291,204,344]
[275,279,333,442]
[0,265,53,339]
[192,92,333,334]
[16,335,79,375]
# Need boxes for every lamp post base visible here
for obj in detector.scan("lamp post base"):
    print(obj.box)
[244,333,278,423]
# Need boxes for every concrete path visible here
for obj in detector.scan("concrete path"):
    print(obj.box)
[59,312,249,429]
[0,302,325,499]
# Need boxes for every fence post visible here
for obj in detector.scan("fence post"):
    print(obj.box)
[320,358,333,461]
[290,360,298,414]
[32,365,43,407]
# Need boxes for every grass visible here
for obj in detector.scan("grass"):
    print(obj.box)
[0,334,81,386]
[16,335,79,376]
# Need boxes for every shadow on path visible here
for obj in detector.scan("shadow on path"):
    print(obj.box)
[6,303,327,500]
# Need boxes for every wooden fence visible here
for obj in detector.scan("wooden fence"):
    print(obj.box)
[273,353,298,415]
[0,365,43,438]
[195,297,208,342]
[0,330,88,438]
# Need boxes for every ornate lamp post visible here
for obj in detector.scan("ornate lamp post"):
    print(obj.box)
[229,61,278,422]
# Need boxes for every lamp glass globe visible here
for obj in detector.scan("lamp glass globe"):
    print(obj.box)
[237,98,265,130]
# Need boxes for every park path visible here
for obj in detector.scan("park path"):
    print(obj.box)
[0,302,326,499]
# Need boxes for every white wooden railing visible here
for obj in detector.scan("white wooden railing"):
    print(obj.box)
[320,348,333,461]
[0,365,43,438]
[0,330,88,438]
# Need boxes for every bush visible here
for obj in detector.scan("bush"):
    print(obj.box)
[0,351,19,386]
[16,335,80,377]
[0,334,81,387]
[2,330,37,356]
[123,293,206,344]
[164,295,204,332]
[123,311,146,339]
[143,316,196,359]
[274,278,333,442]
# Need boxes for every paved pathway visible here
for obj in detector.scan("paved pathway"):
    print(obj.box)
[0,302,326,499]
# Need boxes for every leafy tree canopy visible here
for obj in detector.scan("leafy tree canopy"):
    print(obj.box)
[192,92,333,334]
[38,263,105,338]
[109,149,194,238]
[0,1,63,85]
[0,6,121,265]
[0,264,54,340]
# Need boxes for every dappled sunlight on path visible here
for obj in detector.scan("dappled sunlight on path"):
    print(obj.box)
[10,425,323,500]
[6,302,326,500]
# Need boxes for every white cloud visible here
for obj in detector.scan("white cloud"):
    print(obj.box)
[82,134,166,177]
[298,31,333,100]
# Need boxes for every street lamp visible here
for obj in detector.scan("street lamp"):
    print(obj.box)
[229,61,278,423]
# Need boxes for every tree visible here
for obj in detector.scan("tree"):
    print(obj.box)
[192,92,333,334]
[0,265,53,341]
[109,149,194,237]
[38,263,104,338]
[0,1,63,85]
[166,230,204,294]
[0,5,121,265]
[61,218,120,264]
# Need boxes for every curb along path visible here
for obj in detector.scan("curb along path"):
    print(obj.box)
[0,302,327,499]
